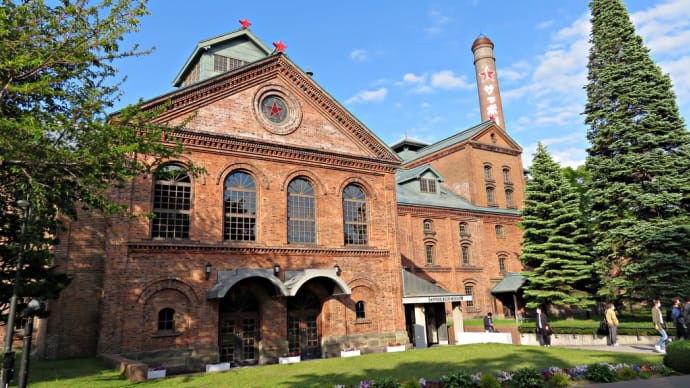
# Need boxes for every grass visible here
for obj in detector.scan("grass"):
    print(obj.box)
[22,344,664,388]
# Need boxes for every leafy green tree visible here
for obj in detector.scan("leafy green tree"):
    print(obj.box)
[0,1,193,319]
[519,143,594,310]
[584,0,690,303]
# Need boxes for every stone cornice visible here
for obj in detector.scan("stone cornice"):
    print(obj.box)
[161,129,398,174]
[128,242,390,256]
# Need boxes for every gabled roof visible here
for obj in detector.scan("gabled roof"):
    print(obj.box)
[402,270,455,298]
[401,120,521,164]
[396,164,444,184]
[172,28,272,87]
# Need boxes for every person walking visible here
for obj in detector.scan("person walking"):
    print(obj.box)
[651,299,668,354]
[605,303,619,346]
[683,296,690,340]
[535,307,552,347]
[671,298,686,341]
[483,312,495,333]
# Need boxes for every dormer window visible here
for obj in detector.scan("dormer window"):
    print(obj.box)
[213,54,248,73]
[420,178,437,193]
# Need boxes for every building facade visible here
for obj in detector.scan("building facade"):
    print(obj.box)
[33,27,525,370]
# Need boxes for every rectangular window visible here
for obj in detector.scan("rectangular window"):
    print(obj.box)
[420,178,437,193]
[287,195,315,243]
[462,246,470,265]
[214,54,248,73]
[499,258,506,272]
[465,286,474,307]
[425,245,434,265]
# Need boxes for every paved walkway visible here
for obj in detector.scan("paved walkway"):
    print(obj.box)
[557,344,690,387]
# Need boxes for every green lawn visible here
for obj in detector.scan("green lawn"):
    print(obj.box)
[21,344,664,388]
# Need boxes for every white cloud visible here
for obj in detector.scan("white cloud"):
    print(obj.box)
[345,87,388,104]
[402,73,427,84]
[350,49,369,62]
[430,70,473,90]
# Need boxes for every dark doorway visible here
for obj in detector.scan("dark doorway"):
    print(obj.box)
[219,288,259,366]
[287,289,322,359]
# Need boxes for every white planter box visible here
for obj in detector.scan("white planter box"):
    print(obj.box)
[279,355,301,364]
[205,362,230,372]
[386,345,405,352]
[147,369,166,379]
[340,349,361,357]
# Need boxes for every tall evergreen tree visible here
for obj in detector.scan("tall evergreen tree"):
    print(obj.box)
[520,143,594,310]
[584,0,690,303]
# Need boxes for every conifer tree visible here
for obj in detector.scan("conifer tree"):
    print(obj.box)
[584,0,690,303]
[520,143,594,310]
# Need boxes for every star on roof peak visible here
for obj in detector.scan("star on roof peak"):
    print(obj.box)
[239,19,251,29]
[273,39,287,52]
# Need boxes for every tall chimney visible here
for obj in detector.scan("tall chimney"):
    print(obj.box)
[471,35,505,130]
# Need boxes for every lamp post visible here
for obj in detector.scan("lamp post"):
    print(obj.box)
[2,200,31,388]
[18,298,44,388]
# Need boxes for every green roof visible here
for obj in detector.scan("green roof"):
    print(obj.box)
[491,272,527,294]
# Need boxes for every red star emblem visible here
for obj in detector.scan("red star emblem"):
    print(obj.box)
[479,66,494,80]
[267,100,283,118]
[239,19,251,29]
[489,115,496,122]
[273,39,287,52]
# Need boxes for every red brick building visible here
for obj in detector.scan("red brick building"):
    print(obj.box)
[33,28,525,370]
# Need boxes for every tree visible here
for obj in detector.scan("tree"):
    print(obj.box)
[0,1,193,320]
[584,0,690,304]
[519,143,594,311]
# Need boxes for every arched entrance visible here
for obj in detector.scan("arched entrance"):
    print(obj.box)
[219,288,259,365]
[287,288,322,359]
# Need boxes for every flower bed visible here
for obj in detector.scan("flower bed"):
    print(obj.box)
[334,362,674,387]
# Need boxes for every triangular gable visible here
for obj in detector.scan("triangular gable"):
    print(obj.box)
[140,53,401,163]
[396,164,444,185]
[468,121,522,151]
[173,28,273,87]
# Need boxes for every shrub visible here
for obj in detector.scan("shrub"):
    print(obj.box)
[510,367,544,388]
[616,367,637,381]
[550,372,570,387]
[584,363,616,383]
[401,379,420,388]
[663,338,690,374]
[440,370,475,388]
[372,376,399,388]
[478,373,501,388]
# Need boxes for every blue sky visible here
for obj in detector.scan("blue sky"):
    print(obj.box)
[115,0,690,169]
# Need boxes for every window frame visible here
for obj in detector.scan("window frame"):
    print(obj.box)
[157,308,175,332]
[287,178,316,244]
[223,171,257,242]
[343,184,368,245]
[152,164,191,239]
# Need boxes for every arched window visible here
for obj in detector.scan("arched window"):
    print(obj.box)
[502,167,511,184]
[224,171,256,241]
[152,164,191,239]
[483,165,492,180]
[499,257,507,273]
[486,186,496,206]
[343,184,367,245]
[287,178,315,244]
[425,245,434,266]
[459,222,469,237]
[423,219,433,233]
[495,225,504,238]
[505,189,514,208]
[158,308,175,331]
[355,301,366,319]
[461,245,470,265]
[465,285,474,307]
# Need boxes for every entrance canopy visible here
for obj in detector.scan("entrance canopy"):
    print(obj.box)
[207,269,288,299]
[206,268,351,299]
[401,270,471,304]
[283,269,351,296]
[490,272,526,294]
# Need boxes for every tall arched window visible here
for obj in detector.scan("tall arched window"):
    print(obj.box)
[224,171,256,241]
[343,184,367,245]
[484,165,492,180]
[152,164,191,239]
[287,178,315,244]
[505,189,514,208]
[486,186,496,206]
[355,301,366,319]
[465,285,474,307]
[425,245,434,266]
[499,257,507,273]
[461,245,470,265]
[158,308,175,331]
[502,167,511,184]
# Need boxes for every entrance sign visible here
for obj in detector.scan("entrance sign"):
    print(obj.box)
[402,295,471,304]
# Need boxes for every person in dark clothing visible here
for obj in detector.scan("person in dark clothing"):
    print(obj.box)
[684,296,690,340]
[671,298,686,341]
[535,307,552,347]
[483,312,495,332]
